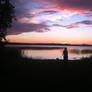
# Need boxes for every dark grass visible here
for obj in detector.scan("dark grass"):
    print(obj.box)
[0,47,92,89]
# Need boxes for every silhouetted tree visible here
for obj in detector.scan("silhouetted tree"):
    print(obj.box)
[0,0,15,47]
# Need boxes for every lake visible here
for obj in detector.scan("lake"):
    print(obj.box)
[12,45,92,60]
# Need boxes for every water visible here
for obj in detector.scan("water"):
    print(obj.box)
[18,45,92,60]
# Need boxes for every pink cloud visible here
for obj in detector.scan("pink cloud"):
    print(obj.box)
[53,20,92,29]
[53,24,78,29]
[38,0,92,17]
[46,0,92,11]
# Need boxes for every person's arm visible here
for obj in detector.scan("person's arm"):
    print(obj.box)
[62,51,64,56]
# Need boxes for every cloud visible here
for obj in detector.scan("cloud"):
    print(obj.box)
[11,0,32,5]
[12,0,92,16]
[18,17,40,24]
[76,20,92,25]
[9,0,92,35]
[53,20,92,29]
[40,10,58,15]
[45,0,92,11]
[8,21,50,35]
[53,24,78,29]
[82,11,92,17]
[38,0,92,17]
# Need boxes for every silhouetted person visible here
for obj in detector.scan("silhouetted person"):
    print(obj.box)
[63,48,68,62]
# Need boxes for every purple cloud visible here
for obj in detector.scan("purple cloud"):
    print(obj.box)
[53,24,78,29]
[76,20,92,25]
[8,21,50,35]
[53,20,92,29]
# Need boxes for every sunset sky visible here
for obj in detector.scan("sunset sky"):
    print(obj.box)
[7,0,92,44]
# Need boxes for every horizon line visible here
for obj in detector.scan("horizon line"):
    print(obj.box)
[7,42,92,46]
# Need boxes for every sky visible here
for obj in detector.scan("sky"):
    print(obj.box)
[7,0,92,44]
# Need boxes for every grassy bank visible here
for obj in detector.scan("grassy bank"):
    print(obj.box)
[1,47,92,88]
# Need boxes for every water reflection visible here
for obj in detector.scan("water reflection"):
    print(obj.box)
[69,49,92,54]
[21,47,92,60]
[69,49,80,54]
[22,49,62,59]
[81,49,92,54]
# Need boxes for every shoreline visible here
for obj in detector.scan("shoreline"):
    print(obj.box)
[0,47,92,88]
[1,47,92,61]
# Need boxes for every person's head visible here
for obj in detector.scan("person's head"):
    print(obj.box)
[64,48,67,50]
